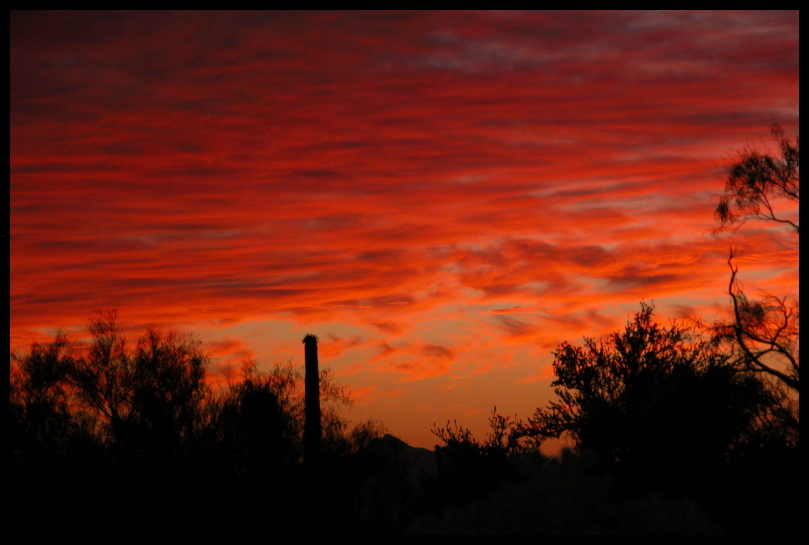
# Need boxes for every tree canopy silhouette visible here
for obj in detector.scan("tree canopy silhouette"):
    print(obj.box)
[524,303,779,495]
[10,309,387,534]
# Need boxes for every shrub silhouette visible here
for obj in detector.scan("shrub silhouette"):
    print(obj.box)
[428,410,527,512]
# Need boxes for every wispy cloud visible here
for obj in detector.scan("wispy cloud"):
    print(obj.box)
[11,10,798,448]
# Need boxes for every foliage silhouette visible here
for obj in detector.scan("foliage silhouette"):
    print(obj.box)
[211,361,285,478]
[429,407,541,509]
[434,407,536,457]
[10,298,799,534]
[714,124,798,234]
[701,126,800,534]
[711,124,799,393]
[10,310,389,534]
[424,303,798,534]
[524,303,779,497]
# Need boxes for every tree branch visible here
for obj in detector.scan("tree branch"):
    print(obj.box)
[727,249,799,391]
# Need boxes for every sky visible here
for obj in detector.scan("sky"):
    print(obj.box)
[10,10,799,452]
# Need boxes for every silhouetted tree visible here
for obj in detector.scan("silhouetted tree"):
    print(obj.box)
[10,333,90,464]
[10,310,391,534]
[524,303,777,497]
[712,125,799,393]
[123,326,211,471]
[715,124,798,234]
[68,308,133,445]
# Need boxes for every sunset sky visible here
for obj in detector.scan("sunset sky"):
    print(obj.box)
[10,11,799,451]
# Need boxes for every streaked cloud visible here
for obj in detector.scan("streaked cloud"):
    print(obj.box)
[11,11,798,449]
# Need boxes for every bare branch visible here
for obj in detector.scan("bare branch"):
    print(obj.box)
[726,249,799,391]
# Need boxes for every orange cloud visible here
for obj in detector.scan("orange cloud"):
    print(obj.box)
[11,11,798,449]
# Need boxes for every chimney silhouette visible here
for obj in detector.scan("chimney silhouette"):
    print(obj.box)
[302,334,321,465]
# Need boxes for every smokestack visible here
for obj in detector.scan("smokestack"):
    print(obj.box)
[302,334,321,465]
